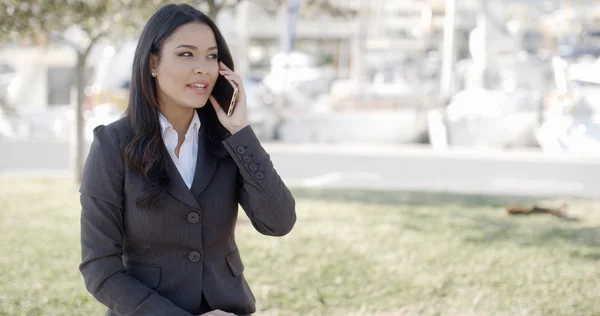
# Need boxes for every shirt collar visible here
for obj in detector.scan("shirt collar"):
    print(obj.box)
[158,110,201,137]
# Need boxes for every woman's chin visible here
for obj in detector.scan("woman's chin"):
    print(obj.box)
[181,98,208,109]
[190,103,207,109]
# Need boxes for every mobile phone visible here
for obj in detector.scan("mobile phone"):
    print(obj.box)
[220,76,239,117]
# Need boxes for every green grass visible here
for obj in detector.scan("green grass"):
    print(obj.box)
[1,176,600,316]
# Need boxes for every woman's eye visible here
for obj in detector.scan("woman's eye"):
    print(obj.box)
[208,54,218,60]
[179,52,193,57]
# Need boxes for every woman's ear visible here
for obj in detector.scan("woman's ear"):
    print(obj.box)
[149,54,159,74]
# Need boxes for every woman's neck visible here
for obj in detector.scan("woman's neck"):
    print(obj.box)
[159,105,195,138]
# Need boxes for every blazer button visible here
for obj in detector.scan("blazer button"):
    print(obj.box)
[236,146,246,155]
[189,251,201,263]
[242,155,251,163]
[187,212,200,223]
[249,163,258,172]
[254,171,264,180]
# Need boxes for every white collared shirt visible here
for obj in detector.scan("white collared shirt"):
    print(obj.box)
[158,111,201,189]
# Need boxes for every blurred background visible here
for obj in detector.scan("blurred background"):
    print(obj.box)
[1,1,600,315]
[1,0,600,198]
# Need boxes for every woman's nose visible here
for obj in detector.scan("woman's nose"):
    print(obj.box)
[194,66,209,75]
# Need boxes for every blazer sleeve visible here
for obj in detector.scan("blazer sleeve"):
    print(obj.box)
[79,125,193,316]
[222,125,296,236]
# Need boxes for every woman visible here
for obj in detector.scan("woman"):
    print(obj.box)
[78,4,296,316]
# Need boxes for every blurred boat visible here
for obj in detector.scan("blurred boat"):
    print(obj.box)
[536,57,600,156]
[429,88,541,149]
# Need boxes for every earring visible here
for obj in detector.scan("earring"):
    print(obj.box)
[151,72,156,77]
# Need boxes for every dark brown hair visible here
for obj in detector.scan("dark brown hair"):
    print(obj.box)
[124,3,234,209]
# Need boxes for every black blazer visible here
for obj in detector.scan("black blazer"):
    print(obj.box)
[79,118,296,315]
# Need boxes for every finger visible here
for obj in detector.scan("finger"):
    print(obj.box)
[218,66,242,84]
[220,69,240,81]
[218,67,232,75]
[220,71,237,78]
[223,73,243,87]
[219,61,232,72]
[221,73,245,98]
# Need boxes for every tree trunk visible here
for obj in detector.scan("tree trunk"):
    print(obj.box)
[75,51,86,183]
[72,34,103,183]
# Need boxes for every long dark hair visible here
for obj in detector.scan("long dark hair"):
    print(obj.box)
[124,3,234,209]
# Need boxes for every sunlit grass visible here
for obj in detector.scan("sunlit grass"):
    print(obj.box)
[1,177,599,316]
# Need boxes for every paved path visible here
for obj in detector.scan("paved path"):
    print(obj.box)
[2,139,599,199]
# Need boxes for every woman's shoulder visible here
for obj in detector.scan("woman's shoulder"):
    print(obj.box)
[81,117,130,201]
[91,116,133,148]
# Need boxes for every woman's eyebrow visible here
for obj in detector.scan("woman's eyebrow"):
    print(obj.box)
[174,44,218,52]
[174,44,197,50]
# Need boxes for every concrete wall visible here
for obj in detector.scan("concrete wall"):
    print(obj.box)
[0,46,77,111]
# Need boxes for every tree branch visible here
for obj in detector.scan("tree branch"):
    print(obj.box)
[82,31,107,59]
[48,31,80,52]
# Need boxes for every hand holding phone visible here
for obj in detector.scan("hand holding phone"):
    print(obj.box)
[209,61,249,135]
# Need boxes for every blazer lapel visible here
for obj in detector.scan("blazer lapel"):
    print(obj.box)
[190,128,218,197]
[165,151,201,209]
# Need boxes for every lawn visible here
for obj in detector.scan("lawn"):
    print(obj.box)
[1,176,599,316]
